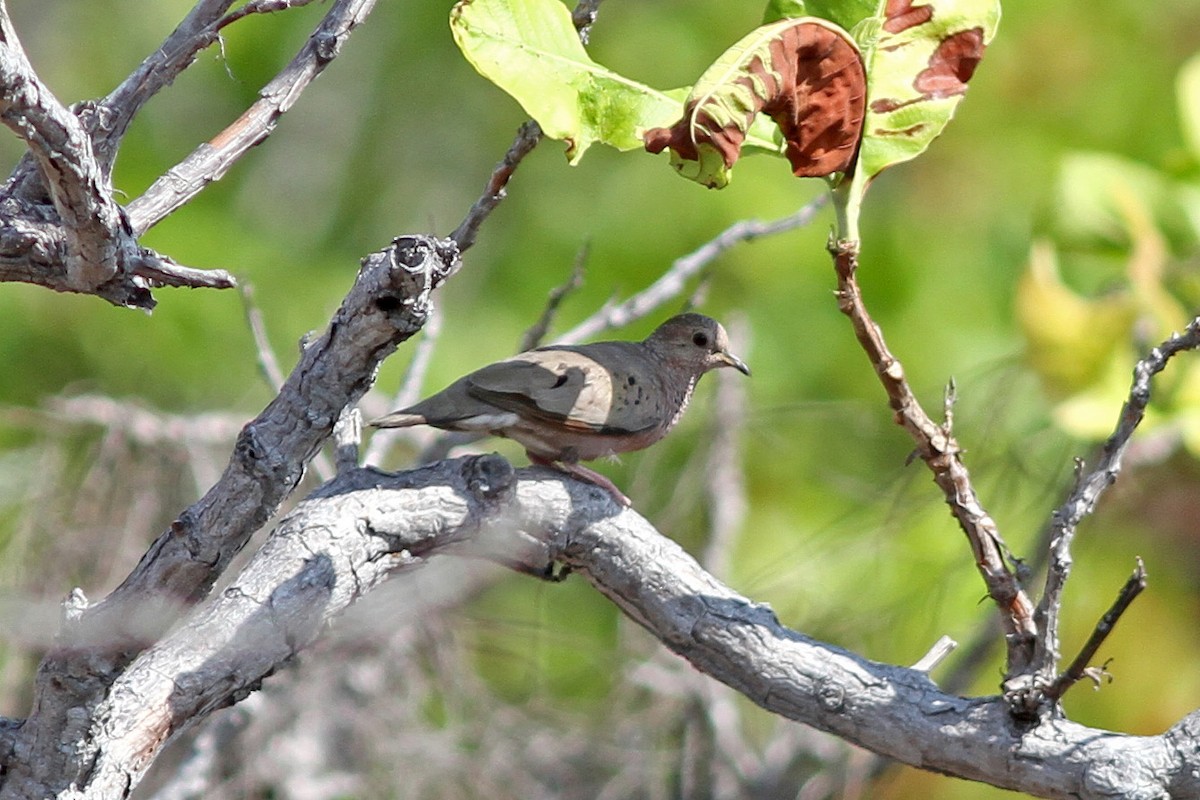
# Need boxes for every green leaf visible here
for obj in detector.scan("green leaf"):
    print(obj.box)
[800,0,880,32]
[1055,152,1200,252]
[450,0,681,162]
[762,0,808,24]
[856,0,1001,179]
[763,0,879,33]
[643,17,866,189]
[834,0,1001,240]
[1177,52,1200,165]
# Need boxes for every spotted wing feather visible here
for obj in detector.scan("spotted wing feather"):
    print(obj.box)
[467,346,661,435]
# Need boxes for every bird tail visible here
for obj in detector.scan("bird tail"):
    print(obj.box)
[369,410,427,428]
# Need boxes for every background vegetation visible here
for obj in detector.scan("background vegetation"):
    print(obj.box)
[1,1,1197,797]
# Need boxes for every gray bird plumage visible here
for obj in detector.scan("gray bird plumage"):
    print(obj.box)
[371,313,749,503]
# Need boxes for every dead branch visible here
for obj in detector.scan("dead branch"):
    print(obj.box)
[0,235,458,798]
[560,196,827,345]
[126,0,378,235]
[828,238,1039,682]
[1032,319,1200,697]
[1046,558,1146,702]
[24,455,1200,800]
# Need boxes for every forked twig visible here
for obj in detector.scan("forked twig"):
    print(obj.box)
[1032,318,1200,688]
[1045,558,1146,702]
[827,238,1038,679]
[126,0,379,235]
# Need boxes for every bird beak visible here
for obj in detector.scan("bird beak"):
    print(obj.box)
[718,349,751,376]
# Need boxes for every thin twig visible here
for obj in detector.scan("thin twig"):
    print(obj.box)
[41,395,243,446]
[1045,558,1146,702]
[827,238,1038,680]
[558,196,827,345]
[1033,318,1200,688]
[86,0,239,173]
[448,120,544,253]
[700,313,750,579]
[218,0,322,28]
[126,0,379,235]
[518,242,589,351]
[239,283,287,391]
[910,635,958,673]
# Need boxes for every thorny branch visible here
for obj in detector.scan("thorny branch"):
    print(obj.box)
[827,238,1039,683]
[1046,557,1147,702]
[1028,319,1200,704]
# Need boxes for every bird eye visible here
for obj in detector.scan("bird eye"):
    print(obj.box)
[692,331,709,348]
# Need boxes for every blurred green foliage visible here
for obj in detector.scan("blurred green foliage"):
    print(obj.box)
[0,1,1198,797]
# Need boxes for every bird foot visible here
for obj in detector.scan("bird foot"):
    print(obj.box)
[528,455,631,506]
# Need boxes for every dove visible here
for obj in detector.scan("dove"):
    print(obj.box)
[370,313,750,504]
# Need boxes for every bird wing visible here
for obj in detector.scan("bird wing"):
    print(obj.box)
[466,347,660,435]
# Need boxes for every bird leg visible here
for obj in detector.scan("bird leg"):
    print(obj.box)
[527,452,632,507]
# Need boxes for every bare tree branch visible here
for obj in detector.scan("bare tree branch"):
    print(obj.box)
[449,120,544,253]
[86,0,239,174]
[828,238,1039,685]
[33,455,1200,800]
[0,235,459,799]
[1028,318,1200,707]
[125,0,379,235]
[0,0,256,307]
[0,2,127,289]
[559,196,827,344]
[1046,557,1146,702]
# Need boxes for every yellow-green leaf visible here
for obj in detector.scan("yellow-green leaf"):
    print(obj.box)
[451,0,680,162]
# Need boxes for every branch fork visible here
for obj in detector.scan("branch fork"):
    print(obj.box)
[0,0,377,309]
[828,235,1200,723]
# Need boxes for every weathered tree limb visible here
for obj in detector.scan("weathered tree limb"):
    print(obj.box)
[0,2,230,307]
[1046,557,1146,702]
[1032,319,1200,700]
[0,0,373,308]
[125,0,379,235]
[0,235,458,800]
[24,454,1200,800]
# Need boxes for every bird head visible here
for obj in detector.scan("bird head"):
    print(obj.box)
[646,313,751,376]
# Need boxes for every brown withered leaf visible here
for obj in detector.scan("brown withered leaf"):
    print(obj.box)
[643,17,866,188]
